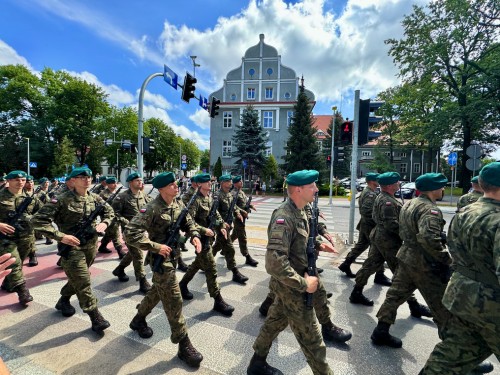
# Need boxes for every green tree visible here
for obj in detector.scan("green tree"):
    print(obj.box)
[262,155,279,184]
[143,118,178,176]
[213,157,223,179]
[51,136,75,176]
[368,147,395,173]
[231,105,268,178]
[200,149,210,172]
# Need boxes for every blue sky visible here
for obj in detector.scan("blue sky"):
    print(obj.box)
[3,0,496,158]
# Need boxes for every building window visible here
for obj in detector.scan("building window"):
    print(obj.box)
[230,93,236,101]
[400,163,407,173]
[413,163,421,173]
[400,152,407,158]
[222,140,232,158]
[362,151,371,157]
[385,152,391,157]
[287,111,294,126]
[265,87,273,99]
[284,92,291,99]
[223,112,232,128]
[316,130,325,137]
[263,111,273,128]
[265,141,272,157]
[247,88,255,100]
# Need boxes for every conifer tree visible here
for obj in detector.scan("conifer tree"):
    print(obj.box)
[213,156,223,179]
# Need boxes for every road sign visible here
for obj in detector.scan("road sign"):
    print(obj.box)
[181,163,187,170]
[242,160,247,168]
[199,95,208,110]
[181,154,187,162]
[163,64,178,90]
[466,158,482,171]
[466,144,482,158]
[447,152,457,166]
[29,162,37,168]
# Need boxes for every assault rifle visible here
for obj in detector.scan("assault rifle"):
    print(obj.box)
[224,188,240,227]
[0,193,36,241]
[305,191,319,309]
[243,190,253,224]
[202,194,220,252]
[57,186,123,259]
[151,189,199,274]
[89,182,99,193]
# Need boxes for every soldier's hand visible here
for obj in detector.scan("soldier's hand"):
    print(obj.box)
[61,235,80,246]
[0,253,16,279]
[304,273,319,293]
[0,223,15,236]
[204,229,215,237]
[241,211,248,218]
[319,211,326,220]
[158,245,172,258]
[319,242,337,254]
[224,222,230,230]
[237,213,243,222]
[95,222,108,233]
[322,233,335,247]
[221,228,227,239]
[192,237,202,253]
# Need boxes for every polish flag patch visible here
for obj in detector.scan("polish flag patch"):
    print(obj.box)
[51,198,58,203]
[140,208,147,213]
[386,202,392,206]
[276,218,285,224]
[430,209,439,215]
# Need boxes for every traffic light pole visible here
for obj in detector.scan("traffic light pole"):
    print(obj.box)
[348,90,360,245]
[328,106,336,205]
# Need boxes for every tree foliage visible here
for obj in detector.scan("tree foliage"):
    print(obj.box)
[200,149,210,172]
[262,155,279,183]
[213,157,223,179]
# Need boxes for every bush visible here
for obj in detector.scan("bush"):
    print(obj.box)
[318,184,346,196]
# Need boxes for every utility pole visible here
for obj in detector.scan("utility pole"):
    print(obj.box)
[190,56,200,77]
[25,137,30,176]
[328,106,337,205]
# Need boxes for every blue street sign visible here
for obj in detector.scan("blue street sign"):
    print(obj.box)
[29,162,37,168]
[199,95,208,110]
[242,160,247,168]
[181,163,187,170]
[448,152,458,166]
[163,64,178,90]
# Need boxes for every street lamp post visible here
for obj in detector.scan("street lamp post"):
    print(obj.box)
[190,56,200,77]
[328,107,337,205]
[25,137,30,176]
[112,127,119,178]
[178,135,183,179]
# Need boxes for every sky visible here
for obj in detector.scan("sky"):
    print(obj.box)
[1,0,498,159]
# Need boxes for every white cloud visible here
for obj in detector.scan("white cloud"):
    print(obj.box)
[0,40,33,70]
[189,108,211,130]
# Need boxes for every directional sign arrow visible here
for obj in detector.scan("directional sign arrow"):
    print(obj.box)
[163,64,178,90]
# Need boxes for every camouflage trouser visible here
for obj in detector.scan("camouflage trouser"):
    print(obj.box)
[100,221,121,249]
[345,221,384,274]
[230,220,249,256]
[137,261,187,344]
[421,314,500,375]
[253,278,333,375]
[27,232,36,256]
[212,229,236,270]
[118,242,145,280]
[377,261,451,337]
[0,236,31,291]
[181,242,220,298]
[60,238,99,313]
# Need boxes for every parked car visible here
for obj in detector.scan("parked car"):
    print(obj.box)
[394,182,444,201]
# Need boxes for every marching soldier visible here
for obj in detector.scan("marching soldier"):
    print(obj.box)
[125,172,203,368]
[176,178,200,272]
[23,175,40,267]
[48,178,59,196]
[35,177,52,245]
[456,175,483,212]
[93,175,107,195]
[32,167,114,334]
[97,176,124,257]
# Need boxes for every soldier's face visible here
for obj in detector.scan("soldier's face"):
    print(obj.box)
[199,181,211,195]
[300,182,318,203]
[161,182,178,198]
[130,179,142,190]
[73,175,92,189]
[43,181,49,189]
[108,183,117,190]
[234,181,243,189]
[25,181,34,190]
[8,177,26,191]
[221,181,232,192]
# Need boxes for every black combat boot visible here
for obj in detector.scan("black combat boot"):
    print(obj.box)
[259,296,274,317]
[232,268,248,284]
[407,300,433,318]
[247,353,283,375]
[56,257,62,268]
[338,258,356,278]
[115,246,126,260]
[55,296,76,317]
[245,254,258,267]
[45,238,54,245]
[371,321,402,348]
[326,292,333,299]
[473,360,494,374]
[374,272,392,286]
[28,253,38,267]
[179,279,193,300]
[87,308,110,333]
[177,258,189,272]
[349,285,374,306]
[129,313,153,338]
[112,265,129,282]
[213,293,234,316]
[139,277,151,293]
[98,243,112,254]
[178,335,203,367]
[317,267,324,274]
[322,321,352,343]
[15,284,33,306]
[1,280,12,293]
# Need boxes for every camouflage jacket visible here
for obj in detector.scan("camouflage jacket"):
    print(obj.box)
[181,186,198,205]
[99,187,118,201]
[443,197,499,332]
[0,189,42,239]
[232,189,255,214]
[372,191,402,238]
[188,193,224,235]
[32,190,114,242]
[358,186,378,227]
[456,190,483,212]
[36,189,50,204]
[215,189,240,224]
[112,189,148,224]
[93,184,106,195]
[397,194,450,269]
[266,200,310,292]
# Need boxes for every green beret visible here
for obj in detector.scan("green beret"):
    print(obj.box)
[68,167,92,178]
[232,175,242,183]
[377,172,400,185]
[218,174,232,182]
[286,170,319,186]
[365,172,379,182]
[106,176,117,184]
[193,173,210,183]
[6,170,27,180]
[471,176,479,183]
[99,175,107,182]
[39,177,48,184]
[126,172,141,182]
[479,162,500,187]
[153,172,176,189]
[415,173,448,191]
[26,175,34,181]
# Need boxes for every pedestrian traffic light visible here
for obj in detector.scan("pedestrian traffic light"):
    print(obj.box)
[336,146,345,162]
[143,137,155,154]
[181,73,197,103]
[340,121,353,145]
[210,96,220,118]
[130,143,137,154]
[326,155,332,166]
[358,99,384,146]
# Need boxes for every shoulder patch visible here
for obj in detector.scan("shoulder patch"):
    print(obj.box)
[275,218,285,224]
[140,207,147,213]
[385,202,392,206]
[50,198,58,204]
[430,209,439,215]
[368,193,375,197]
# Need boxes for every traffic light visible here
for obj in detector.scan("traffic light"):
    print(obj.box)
[143,137,155,154]
[130,143,137,154]
[340,121,353,145]
[336,146,345,162]
[181,73,197,103]
[210,96,220,118]
[358,99,384,146]
[326,154,332,166]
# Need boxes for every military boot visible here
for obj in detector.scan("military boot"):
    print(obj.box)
[179,279,193,300]
[98,243,112,254]
[259,296,274,317]
[213,294,234,316]
[317,267,324,274]
[247,353,284,375]
[472,360,494,374]
[407,300,433,318]
[28,253,38,267]
[129,313,153,338]
[15,284,33,306]
[115,246,126,260]
[56,257,62,268]
[371,321,402,348]
[55,296,76,317]
[322,321,352,343]
[326,292,333,299]
[338,258,356,278]
[245,254,258,267]
[87,308,110,333]
[112,265,129,282]
[139,277,151,293]
[374,272,392,286]
[349,285,374,306]
[177,258,189,272]
[177,335,203,368]
[232,268,248,284]
[1,280,12,293]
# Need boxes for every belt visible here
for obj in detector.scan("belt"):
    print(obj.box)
[455,264,499,288]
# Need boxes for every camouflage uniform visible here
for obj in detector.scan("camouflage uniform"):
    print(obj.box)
[177,187,198,269]
[93,183,106,195]
[32,190,114,313]
[421,197,500,374]
[252,200,333,375]
[456,190,482,212]
[124,195,199,344]
[98,187,122,252]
